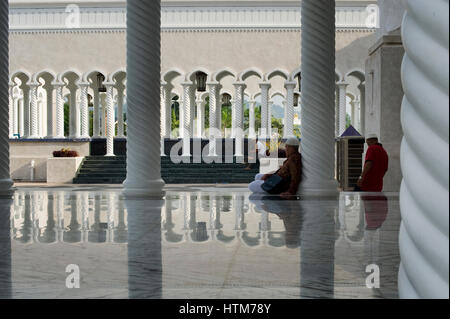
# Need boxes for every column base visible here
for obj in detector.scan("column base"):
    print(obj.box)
[298,179,340,199]
[123,178,165,199]
[0,179,15,197]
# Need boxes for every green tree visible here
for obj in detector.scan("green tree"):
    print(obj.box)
[346,113,352,129]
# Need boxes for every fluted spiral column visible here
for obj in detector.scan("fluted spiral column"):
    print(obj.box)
[0,0,13,195]
[398,0,449,299]
[181,82,193,158]
[28,83,39,139]
[104,83,115,156]
[116,86,125,138]
[195,97,204,138]
[259,82,270,138]
[93,89,100,138]
[337,82,348,136]
[161,83,171,139]
[53,82,65,138]
[248,100,256,138]
[208,82,220,156]
[267,100,274,137]
[299,0,338,195]
[78,82,90,139]
[124,0,164,197]
[359,83,366,136]
[8,82,14,138]
[43,83,54,138]
[284,81,296,138]
[234,82,246,158]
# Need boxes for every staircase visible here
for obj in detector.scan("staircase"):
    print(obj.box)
[73,156,260,184]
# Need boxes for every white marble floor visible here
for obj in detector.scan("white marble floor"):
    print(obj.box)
[0,186,401,299]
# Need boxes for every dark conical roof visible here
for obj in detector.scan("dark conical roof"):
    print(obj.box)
[340,125,362,137]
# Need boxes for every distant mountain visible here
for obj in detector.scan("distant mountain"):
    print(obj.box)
[271,104,284,119]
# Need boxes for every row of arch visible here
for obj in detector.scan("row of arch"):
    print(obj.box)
[8,67,365,141]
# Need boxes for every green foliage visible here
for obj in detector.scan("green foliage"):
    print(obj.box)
[64,103,70,137]
[346,113,352,129]
[271,117,284,137]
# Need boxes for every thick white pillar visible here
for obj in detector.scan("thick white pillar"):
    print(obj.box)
[123,0,165,198]
[104,83,115,156]
[181,82,193,158]
[13,95,19,137]
[116,86,125,138]
[207,82,220,156]
[0,0,14,195]
[78,82,90,139]
[259,82,270,138]
[284,81,296,138]
[93,89,100,138]
[354,95,361,131]
[53,82,65,138]
[248,100,256,138]
[337,82,348,136]
[8,83,14,138]
[28,83,39,139]
[398,0,449,299]
[299,0,337,195]
[234,83,246,158]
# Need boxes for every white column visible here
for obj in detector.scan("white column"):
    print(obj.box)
[284,81,296,138]
[28,83,39,139]
[259,82,270,138]
[13,94,18,137]
[207,82,220,156]
[299,0,337,195]
[53,82,65,138]
[195,96,204,138]
[398,0,449,299]
[117,86,125,138]
[354,95,361,131]
[78,82,90,139]
[100,93,106,137]
[234,83,246,158]
[123,0,165,197]
[0,0,14,195]
[268,100,274,137]
[359,83,366,136]
[248,100,256,138]
[93,89,101,138]
[22,86,30,138]
[104,83,115,156]
[181,82,193,158]
[44,84,54,138]
[161,83,171,139]
[337,82,348,136]
[69,86,80,139]
[200,100,205,138]
[18,97,24,137]
[8,82,14,138]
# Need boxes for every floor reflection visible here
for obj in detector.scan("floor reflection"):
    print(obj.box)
[0,188,401,299]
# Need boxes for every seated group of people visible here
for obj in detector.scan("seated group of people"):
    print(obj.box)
[248,134,389,199]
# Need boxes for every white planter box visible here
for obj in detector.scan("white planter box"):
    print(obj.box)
[46,157,84,184]
[259,158,286,174]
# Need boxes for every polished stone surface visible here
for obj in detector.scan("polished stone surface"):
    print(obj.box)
[0,186,401,299]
